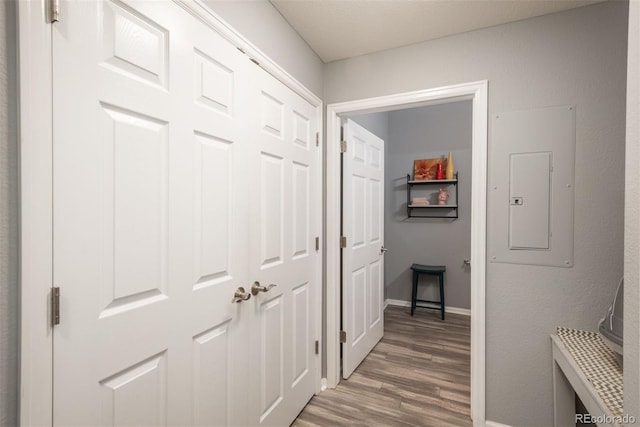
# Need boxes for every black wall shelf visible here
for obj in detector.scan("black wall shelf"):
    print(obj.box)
[406,172,459,219]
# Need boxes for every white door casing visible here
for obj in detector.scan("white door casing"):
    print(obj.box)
[325,83,488,425]
[51,0,319,425]
[342,119,385,379]
[248,65,321,426]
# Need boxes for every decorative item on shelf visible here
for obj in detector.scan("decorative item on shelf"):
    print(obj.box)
[413,158,448,180]
[438,188,449,205]
[435,163,444,180]
[446,152,454,180]
[411,197,429,206]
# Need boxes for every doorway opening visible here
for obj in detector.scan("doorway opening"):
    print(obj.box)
[325,81,488,425]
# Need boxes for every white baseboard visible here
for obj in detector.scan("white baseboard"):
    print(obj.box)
[485,421,513,427]
[385,298,471,316]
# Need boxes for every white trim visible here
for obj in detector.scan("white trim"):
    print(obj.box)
[18,0,326,422]
[326,81,488,427]
[385,299,471,316]
[18,1,54,425]
[485,421,514,427]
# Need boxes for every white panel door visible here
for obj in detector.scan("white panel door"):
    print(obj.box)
[53,1,253,424]
[247,65,321,426]
[342,119,385,379]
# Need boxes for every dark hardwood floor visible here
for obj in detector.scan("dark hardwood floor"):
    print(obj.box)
[292,305,471,427]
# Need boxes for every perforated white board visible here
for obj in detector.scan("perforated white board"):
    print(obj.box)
[489,105,575,267]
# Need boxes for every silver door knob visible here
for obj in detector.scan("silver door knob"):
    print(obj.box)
[380,246,389,254]
[463,259,471,266]
[251,281,277,296]
[232,287,251,303]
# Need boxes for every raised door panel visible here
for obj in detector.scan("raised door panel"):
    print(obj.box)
[351,175,367,248]
[351,267,367,346]
[102,0,168,88]
[292,163,310,259]
[260,153,285,268]
[292,283,310,386]
[369,179,382,244]
[192,322,231,426]
[193,132,234,289]
[99,353,167,426]
[369,260,382,328]
[260,296,284,421]
[194,49,234,116]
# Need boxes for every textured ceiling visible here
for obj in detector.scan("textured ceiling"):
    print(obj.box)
[270,0,605,62]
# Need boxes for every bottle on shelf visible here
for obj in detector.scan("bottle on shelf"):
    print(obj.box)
[446,152,454,180]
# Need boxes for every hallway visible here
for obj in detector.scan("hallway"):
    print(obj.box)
[293,306,471,427]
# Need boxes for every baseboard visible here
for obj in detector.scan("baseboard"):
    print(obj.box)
[485,421,513,427]
[385,298,471,316]
[385,298,411,307]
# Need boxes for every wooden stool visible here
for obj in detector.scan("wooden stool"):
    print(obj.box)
[410,263,446,319]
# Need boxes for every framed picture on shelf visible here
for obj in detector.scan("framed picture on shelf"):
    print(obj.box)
[413,158,447,180]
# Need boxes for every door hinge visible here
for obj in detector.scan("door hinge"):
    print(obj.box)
[340,331,347,343]
[315,132,319,147]
[315,236,320,251]
[51,287,60,326]
[49,0,60,23]
[340,140,347,153]
[315,340,319,355]
[340,236,347,249]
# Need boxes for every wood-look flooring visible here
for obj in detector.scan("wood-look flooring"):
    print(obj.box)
[293,306,471,427]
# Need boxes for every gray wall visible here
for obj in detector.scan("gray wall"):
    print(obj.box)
[385,102,472,309]
[625,0,639,421]
[202,0,323,97]
[324,2,628,426]
[0,0,18,426]
[349,111,390,144]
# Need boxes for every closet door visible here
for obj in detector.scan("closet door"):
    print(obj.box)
[52,1,252,424]
[247,65,321,426]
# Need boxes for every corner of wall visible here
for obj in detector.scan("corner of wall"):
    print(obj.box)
[0,0,20,425]
[624,0,640,421]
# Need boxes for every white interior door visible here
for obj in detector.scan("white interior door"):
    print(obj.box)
[342,118,385,379]
[53,1,253,424]
[247,64,321,426]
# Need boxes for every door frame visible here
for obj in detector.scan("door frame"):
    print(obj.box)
[17,1,323,425]
[325,81,488,425]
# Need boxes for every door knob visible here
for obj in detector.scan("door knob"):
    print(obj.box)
[380,246,389,254]
[251,281,277,295]
[463,259,471,266]
[232,287,251,303]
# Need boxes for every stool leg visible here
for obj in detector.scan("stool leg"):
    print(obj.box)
[439,272,445,320]
[411,271,418,316]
